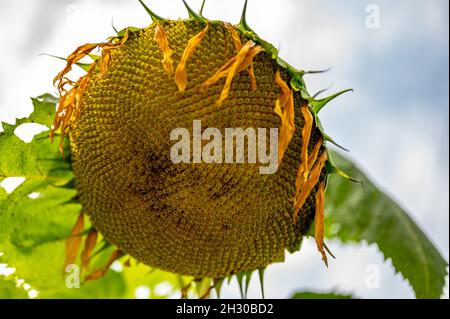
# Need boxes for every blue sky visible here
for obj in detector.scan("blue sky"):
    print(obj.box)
[0,0,448,298]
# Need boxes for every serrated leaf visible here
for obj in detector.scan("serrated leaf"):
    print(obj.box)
[325,151,448,299]
[291,291,353,299]
[0,95,81,293]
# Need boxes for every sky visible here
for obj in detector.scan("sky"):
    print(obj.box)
[0,0,448,298]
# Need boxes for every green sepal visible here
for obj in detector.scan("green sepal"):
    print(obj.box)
[40,53,92,72]
[326,151,362,185]
[238,0,254,32]
[290,73,307,93]
[117,26,142,38]
[311,89,353,114]
[194,278,212,297]
[138,0,165,22]
[234,269,255,299]
[213,277,224,299]
[76,63,93,72]
[304,67,332,75]
[89,239,113,260]
[199,0,206,16]
[313,113,349,152]
[258,268,266,299]
[111,19,119,35]
[182,0,208,23]
[234,16,313,96]
[235,272,245,299]
[244,270,253,299]
[88,54,100,62]
[312,85,332,99]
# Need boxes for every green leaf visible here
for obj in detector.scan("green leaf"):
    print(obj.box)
[291,291,353,299]
[39,271,126,299]
[0,277,29,299]
[325,151,448,299]
[0,95,81,293]
[120,260,188,299]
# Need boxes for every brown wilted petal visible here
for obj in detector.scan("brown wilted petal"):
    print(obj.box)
[297,105,314,183]
[202,40,263,105]
[225,23,258,91]
[293,152,327,222]
[175,24,209,91]
[64,212,85,270]
[53,43,100,91]
[307,137,324,172]
[85,250,123,282]
[314,181,328,266]
[81,229,98,270]
[274,71,296,165]
[154,24,174,75]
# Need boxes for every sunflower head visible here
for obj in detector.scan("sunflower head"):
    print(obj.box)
[51,0,354,284]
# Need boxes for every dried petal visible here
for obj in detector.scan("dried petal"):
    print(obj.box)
[98,31,129,79]
[295,136,323,192]
[64,212,85,269]
[218,41,253,104]
[274,71,295,165]
[51,33,129,157]
[53,43,100,91]
[224,23,243,50]
[297,105,314,182]
[308,137,324,172]
[81,229,98,269]
[201,40,263,105]
[293,152,327,222]
[85,250,124,282]
[175,24,209,91]
[154,23,174,75]
[314,181,328,266]
[225,23,258,91]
